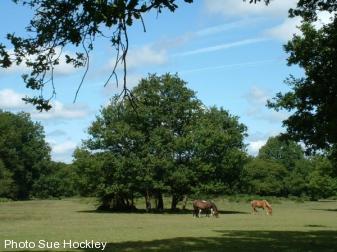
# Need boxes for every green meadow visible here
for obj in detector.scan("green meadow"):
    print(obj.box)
[0,198,336,252]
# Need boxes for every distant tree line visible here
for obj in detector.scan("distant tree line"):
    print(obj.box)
[242,137,337,200]
[0,74,336,207]
[0,111,76,200]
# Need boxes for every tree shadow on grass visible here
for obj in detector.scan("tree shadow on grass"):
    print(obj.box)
[77,209,248,215]
[77,209,192,215]
[305,224,327,228]
[80,230,337,252]
[311,208,337,212]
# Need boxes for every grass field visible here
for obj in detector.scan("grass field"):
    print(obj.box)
[0,198,336,252]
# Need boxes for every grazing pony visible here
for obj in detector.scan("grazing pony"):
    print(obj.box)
[251,200,272,215]
[193,200,219,218]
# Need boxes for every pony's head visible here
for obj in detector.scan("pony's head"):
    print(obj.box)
[268,207,273,215]
[266,204,272,215]
[210,202,219,218]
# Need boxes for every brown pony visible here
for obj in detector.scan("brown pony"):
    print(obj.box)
[251,200,272,215]
[193,200,219,218]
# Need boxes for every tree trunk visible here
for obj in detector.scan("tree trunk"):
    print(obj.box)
[145,190,151,211]
[112,194,127,210]
[97,194,113,210]
[182,195,188,210]
[156,192,164,210]
[171,195,179,210]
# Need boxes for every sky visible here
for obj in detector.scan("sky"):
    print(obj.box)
[0,0,327,163]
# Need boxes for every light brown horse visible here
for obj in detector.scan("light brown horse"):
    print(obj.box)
[193,200,219,218]
[251,200,272,215]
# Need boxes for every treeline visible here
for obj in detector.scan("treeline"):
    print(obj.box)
[242,137,337,200]
[0,74,336,208]
[0,111,76,200]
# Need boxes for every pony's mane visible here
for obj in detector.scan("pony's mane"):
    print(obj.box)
[263,200,272,209]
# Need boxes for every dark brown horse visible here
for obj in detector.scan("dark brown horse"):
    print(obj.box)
[251,200,272,215]
[193,200,219,218]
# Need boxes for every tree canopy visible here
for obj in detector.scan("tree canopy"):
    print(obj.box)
[258,136,304,170]
[0,111,50,199]
[268,2,337,156]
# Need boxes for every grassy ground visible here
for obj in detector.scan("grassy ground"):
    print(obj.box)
[0,198,336,251]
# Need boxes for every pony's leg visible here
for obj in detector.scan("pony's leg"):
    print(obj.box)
[262,206,268,215]
[210,208,214,217]
[199,209,202,217]
[265,207,270,215]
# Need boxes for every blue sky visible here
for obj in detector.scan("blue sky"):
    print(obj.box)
[0,0,319,162]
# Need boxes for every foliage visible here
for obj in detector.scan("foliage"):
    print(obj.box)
[258,136,304,170]
[0,159,15,198]
[288,0,337,21]
[242,135,337,199]
[0,111,51,199]
[307,156,337,200]
[191,107,247,195]
[72,148,105,197]
[283,159,312,196]
[241,158,288,196]
[75,74,247,210]
[267,4,337,158]
[32,161,77,198]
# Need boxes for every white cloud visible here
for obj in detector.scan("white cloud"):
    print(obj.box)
[248,139,267,155]
[265,17,302,41]
[255,110,289,123]
[0,89,27,109]
[106,45,167,71]
[0,88,90,120]
[244,86,288,123]
[194,19,255,37]
[315,11,335,28]
[50,140,77,155]
[31,101,90,120]
[204,0,334,43]
[46,137,79,163]
[266,11,335,41]
[204,0,297,18]
[245,85,269,105]
[102,73,142,97]
[154,19,263,52]
[48,139,78,163]
[128,45,167,69]
[176,38,268,57]
[47,129,67,137]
